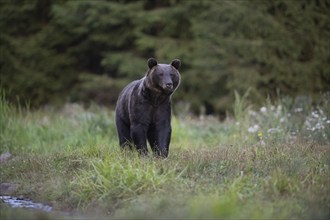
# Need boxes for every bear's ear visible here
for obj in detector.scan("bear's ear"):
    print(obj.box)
[147,58,158,69]
[170,59,181,70]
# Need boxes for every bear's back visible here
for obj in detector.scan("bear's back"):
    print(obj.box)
[115,79,143,121]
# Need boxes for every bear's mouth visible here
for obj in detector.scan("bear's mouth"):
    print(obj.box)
[160,83,174,93]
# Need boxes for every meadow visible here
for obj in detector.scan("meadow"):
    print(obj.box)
[1,92,329,219]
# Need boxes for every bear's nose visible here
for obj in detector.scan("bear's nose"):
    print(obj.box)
[166,83,173,89]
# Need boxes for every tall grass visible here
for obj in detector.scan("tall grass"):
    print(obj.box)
[70,150,181,209]
[1,102,117,154]
[0,91,329,219]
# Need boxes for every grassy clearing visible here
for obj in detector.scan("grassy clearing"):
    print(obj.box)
[1,93,329,219]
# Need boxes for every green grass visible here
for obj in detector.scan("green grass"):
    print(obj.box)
[0,93,329,219]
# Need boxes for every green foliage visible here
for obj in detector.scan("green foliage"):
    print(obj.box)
[71,151,180,209]
[233,88,251,121]
[1,92,329,219]
[1,0,329,115]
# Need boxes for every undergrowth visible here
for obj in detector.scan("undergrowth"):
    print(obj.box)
[0,91,329,219]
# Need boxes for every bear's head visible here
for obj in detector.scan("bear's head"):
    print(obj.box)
[145,58,181,95]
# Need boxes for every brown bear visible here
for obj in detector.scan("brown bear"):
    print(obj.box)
[115,58,181,157]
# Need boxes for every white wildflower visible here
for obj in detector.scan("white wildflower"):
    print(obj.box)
[260,106,267,113]
[280,117,286,123]
[326,120,330,124]
[294,108,303,113]
[312,111,319,118]
[315,123,324,130]
[248,124,259,133]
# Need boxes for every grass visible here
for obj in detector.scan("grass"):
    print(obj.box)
[0,92,329,219]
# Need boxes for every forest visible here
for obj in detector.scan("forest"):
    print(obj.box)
[1,0,329,116]
[1,1,330,219]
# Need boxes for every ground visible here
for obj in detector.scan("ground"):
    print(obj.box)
[0,95,329,219]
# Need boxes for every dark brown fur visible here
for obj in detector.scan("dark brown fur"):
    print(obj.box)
[115,58,181,157]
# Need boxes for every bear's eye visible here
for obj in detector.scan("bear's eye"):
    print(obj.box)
[158,73,164,77]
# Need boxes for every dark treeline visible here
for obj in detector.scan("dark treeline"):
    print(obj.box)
[1,0,329,116]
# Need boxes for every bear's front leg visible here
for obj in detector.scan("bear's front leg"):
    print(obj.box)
[130,124,148,155]
[148,122,171,158]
